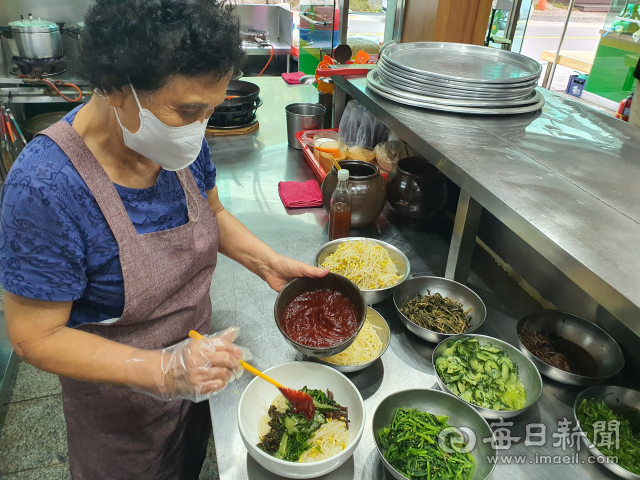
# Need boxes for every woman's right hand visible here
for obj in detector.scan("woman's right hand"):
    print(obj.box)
[125,327,247,402]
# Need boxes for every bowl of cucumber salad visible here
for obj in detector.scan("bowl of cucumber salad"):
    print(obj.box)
[432,334,543,419]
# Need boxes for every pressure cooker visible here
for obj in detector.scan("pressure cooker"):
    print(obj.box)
[0,14,63,59]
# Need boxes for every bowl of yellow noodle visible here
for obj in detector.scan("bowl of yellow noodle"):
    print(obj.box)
[316,307,390,372]
[314,237,411,304]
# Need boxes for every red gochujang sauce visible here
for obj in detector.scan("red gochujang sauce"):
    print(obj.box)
[282,289,359,348]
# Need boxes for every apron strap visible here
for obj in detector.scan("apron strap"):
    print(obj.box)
[38,121,139,243]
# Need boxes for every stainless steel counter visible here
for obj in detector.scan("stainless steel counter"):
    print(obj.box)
[207,77,625,480]
[333,76,640,339]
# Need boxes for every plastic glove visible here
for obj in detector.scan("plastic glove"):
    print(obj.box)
[125,327,251,402]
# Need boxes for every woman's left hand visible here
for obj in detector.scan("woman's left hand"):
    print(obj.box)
[260,254,329,292]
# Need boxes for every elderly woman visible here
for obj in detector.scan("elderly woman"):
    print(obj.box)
[0,1,326,478]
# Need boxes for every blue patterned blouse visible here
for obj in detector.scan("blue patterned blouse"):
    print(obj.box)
[0,105,217,327]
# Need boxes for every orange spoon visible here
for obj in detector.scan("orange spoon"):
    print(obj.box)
[188,331,315,419]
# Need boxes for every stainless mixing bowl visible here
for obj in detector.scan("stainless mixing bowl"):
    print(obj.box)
[273,273,367,357]
[314,237,411,304]
[372,388,496,480]
[432,334,543,419]
[574,385,640,480]
[393,275,486,343]
[516,310,624,386]
[316,306,390,372]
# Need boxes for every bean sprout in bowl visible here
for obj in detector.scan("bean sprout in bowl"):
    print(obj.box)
[314,237,411,305]
[238,362,365,479]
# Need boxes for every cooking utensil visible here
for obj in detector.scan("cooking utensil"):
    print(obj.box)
[433,334,543,419]
[393,275,486,343]
[334,44,352,64]
[574,385,640,480]
[238,361,365,478]
[517,310,625,386]
[6,109,27,146]
[189,330,316,418]
[353,50,370,65]
[314,237,411,305]
[330,155,341,171]
[22,111,68,141]
[381,42,542,84]
[0,109,14,167]
[373,389,496,480]
[273,273,367,357]
[1,15,63,59]
[284,103,326,149]
[316,306,390,373]
[218,80,260,108]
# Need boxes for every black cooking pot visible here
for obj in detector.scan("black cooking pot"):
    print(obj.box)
[218,80,260,108]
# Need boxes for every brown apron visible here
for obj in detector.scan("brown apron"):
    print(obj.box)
[38,121,221,480]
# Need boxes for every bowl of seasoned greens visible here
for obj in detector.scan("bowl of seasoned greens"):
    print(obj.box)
[574,385,640,480]
[393,276,486,343]
[238,361,365,478]
[433,335,543,419]
[373,388,496,480]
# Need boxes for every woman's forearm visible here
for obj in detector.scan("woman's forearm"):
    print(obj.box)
[5,292,159,390]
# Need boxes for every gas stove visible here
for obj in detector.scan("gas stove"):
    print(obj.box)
[241,28,270,47]
[9,55,68,77]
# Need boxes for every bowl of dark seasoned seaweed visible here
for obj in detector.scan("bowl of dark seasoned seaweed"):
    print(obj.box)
[393,276,486,343]
[517,310,624,386]
[373,388,496,480]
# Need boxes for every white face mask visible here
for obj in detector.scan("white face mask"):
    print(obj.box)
[113,84,208,171]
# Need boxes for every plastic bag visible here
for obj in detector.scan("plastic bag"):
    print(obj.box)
[125,327,252,403]
[339,100,390,147]
[375,140,408,173]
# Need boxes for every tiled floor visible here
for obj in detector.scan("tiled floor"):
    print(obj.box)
[0,361,219,479]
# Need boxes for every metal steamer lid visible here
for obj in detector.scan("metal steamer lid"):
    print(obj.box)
[9,19,59,33]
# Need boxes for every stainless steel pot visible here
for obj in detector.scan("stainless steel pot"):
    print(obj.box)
[2,17,63,59]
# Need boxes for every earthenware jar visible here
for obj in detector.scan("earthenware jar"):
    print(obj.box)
[321,160,386,228]
[386,157,448,219]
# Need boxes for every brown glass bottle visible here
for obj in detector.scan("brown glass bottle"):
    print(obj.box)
[329,169,351,240]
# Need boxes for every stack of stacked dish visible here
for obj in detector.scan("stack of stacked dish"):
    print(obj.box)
[367,42,545,115]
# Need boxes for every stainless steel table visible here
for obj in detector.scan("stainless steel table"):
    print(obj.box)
[207,77,623,480]
[333,76,640,339]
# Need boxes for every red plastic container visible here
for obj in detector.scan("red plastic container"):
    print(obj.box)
[294,128,389,183]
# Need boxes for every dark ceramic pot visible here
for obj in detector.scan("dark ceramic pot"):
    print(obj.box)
[386,157,448,220]
[321,160,387,228]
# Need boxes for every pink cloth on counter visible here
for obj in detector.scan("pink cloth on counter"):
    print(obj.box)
[282,71,306,84]
[278,180,323,208]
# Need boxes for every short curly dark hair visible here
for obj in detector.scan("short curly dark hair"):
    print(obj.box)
[79,0,245,92]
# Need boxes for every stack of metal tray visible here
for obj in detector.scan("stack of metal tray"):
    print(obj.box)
[367,42,545,115]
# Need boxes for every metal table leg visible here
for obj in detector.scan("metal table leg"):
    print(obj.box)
[333,84,347,128]
[445,189,483,284]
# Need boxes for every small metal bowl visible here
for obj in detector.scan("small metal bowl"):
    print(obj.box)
[574,385,640,480]
[432,334,543,419]
[393,275,486,343]
[316,306,390,372]
[517,310,625,386]
[372,389,496,480]
[273,273,367,357]
[314,237,411,305]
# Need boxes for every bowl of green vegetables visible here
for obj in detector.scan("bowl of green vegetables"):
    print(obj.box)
[574,385,640,480]
[432,335,543,419]
[373,388,496,480]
